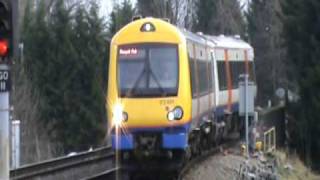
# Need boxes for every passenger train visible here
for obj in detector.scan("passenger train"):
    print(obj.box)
[107,17,255,162]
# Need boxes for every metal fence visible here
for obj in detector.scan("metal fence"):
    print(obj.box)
[263,127,276,153]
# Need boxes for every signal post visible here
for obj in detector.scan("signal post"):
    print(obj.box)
[0,0,15,179]
[239,74,256,157]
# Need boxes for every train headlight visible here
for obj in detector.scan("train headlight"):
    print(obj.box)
[167,111,175,121]
[173,107,183,120]
[113,104,128,126]
[167,106,183,121]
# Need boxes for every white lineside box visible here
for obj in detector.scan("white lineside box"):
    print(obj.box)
[11,120,20,169]
[239,80,255,116]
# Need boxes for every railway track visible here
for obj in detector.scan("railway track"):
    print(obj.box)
[10,146,115,180]
[8,138,238,180]
[82,167,120,180]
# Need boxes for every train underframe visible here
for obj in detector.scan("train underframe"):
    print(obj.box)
[112,111,243,171]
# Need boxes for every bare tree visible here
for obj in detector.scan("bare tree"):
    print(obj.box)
[171,0,196,28]
[193,0,245,36]
[12,59,60,164]
[137,0,174,20]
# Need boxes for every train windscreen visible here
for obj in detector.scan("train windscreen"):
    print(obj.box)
[118,44,178,97]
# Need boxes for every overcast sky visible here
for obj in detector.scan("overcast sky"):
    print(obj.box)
[99,0,249,18]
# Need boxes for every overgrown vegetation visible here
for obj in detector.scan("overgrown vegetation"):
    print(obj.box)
[247,0,287,105]
[109,0,135,35]
[282,0,320,169]
[194,0,245,36]
[20,0,107,153]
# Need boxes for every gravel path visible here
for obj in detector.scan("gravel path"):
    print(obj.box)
[183,153,246,180]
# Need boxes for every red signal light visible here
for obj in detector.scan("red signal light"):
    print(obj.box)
[0,40,8,57]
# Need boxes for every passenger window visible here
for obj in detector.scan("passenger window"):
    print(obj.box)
[198,61,209,95]
[217,61,227,90]
[189,56,197,98]
[208,61,213,91]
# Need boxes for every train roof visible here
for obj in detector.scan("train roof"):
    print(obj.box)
[179,28,207,45]
[179,27,252,50]
[112,17,252,51]
[204,35,253,49]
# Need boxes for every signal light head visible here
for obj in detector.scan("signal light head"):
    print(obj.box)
[0,0,12,60]
[0,40,8,57]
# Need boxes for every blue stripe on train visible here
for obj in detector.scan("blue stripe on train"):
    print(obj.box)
[111,123,191,150]
[111,134,134,150]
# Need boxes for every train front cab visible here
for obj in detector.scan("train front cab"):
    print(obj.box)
[107,18,192,160]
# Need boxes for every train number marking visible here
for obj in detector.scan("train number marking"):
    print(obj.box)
[160,99,174,105]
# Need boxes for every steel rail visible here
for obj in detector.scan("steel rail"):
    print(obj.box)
[10,146,114,180]
[82,167,120,180]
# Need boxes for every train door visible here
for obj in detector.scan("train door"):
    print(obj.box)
[210,50,218,110]
[195,45,210,123]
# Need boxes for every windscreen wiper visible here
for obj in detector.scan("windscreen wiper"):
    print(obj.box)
[126,68,146,97]
[149,70,166,96]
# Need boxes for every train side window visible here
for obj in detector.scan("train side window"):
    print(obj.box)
[230,62,235,88]
[235,62,239,88]
[239,62,245,76]
[233,61,255,83]
[226,61,234,89]
[217,61,227,90]
[237,62,242,87]
[198,61,209,95]
[230,61,240,89]
[229,61,234,89]
[210,52,216,91]
[208,61,213,91]
[236,61,245,86]
[189,56,197,98]
[249,61,256,82]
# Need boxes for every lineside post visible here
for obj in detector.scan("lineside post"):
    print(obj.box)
[245,74,249,157]
[0,64,10,180]
[239,74,255,157]
[0,0,16,178]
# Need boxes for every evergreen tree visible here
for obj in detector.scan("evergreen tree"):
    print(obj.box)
[23,0,50,87]
[282,0,320,169]
[17,0,57,164]
[70,1,106,150]
[193,0,215,34]
[108,0,135,35]
[21,0,107,153]
[42,0,79,150]
[136,0,194,27]
[194,0,245,36]
[247,0,286,105]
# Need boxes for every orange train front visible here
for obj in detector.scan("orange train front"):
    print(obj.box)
[107,17,255,161]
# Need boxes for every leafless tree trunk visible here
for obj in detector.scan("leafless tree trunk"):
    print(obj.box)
[137,0,174,20]
[171,0,195,28]
[12,62,59,164]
